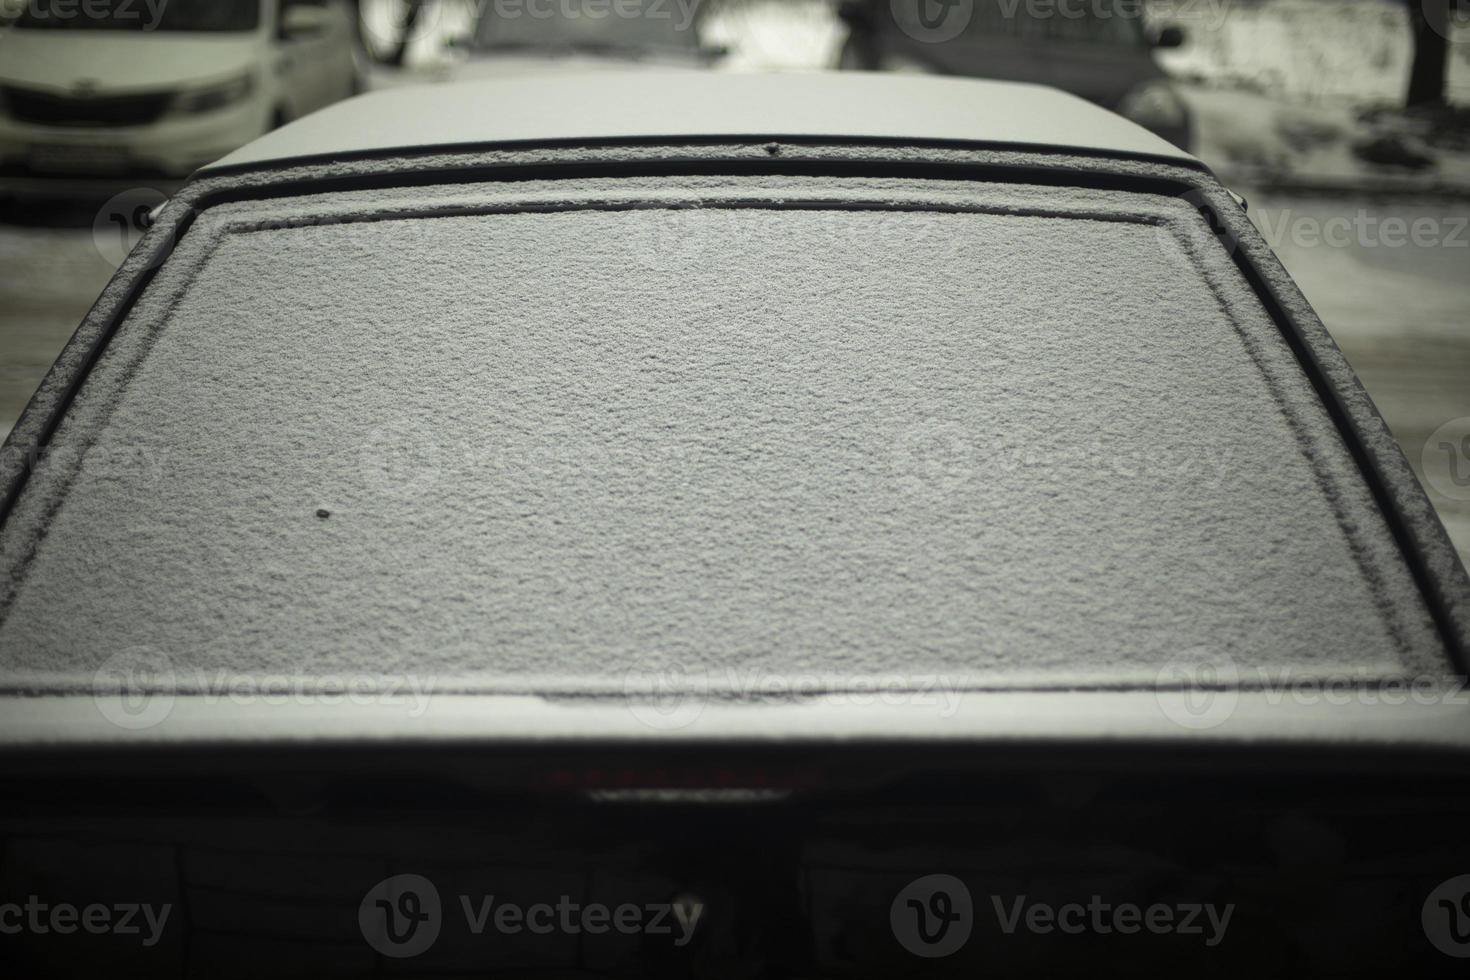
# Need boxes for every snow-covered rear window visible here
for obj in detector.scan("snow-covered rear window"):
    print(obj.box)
[0,177,1450,692]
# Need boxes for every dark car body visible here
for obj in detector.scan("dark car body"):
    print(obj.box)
[1,72,1468,977]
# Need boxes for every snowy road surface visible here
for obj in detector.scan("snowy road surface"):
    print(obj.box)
[1243,190,1470,570]
[0,203,121,441]
[1,191,1467,572]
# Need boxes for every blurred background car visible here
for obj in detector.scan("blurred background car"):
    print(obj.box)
[834,0,1193,150]
[442,0,727,77]
[0,0,362,189]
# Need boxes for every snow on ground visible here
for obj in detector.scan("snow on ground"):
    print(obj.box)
[0,217,116,438]
[1153,0,1470,107]
[1154,0,1470,189]
[1244,189,1470,566]
[1179,82,1470,192]
[702,0,845,70]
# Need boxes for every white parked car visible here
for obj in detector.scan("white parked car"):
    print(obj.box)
[0,0,361,186]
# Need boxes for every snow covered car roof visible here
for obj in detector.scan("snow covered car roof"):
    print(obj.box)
[201,71,1198,173]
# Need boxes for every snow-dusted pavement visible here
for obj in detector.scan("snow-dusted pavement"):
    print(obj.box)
[1246,190,1470,569]
[0,202,120,441]
[2,190,1467,570]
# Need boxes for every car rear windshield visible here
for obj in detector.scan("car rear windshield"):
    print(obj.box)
[0,174,1449,695]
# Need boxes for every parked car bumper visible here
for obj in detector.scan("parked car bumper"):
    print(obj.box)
[0,95,267,181]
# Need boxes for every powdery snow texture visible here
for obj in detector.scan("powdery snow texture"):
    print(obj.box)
[0,175,1448,693]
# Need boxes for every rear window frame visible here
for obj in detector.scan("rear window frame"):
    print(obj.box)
[1,139,1466,676]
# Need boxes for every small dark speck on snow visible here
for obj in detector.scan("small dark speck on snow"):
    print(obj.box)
[315,508,331,519]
